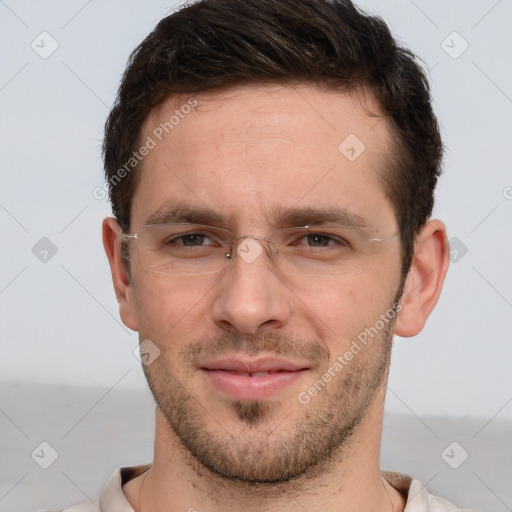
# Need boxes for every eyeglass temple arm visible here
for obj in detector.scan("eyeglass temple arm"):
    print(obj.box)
[370,232,399,242]
[120,233,137,241]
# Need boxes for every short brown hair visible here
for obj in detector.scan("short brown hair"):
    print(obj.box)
[103,0,443,276]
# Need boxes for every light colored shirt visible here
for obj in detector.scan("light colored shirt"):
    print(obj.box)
[53,465,475,512]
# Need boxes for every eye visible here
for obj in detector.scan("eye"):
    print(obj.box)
[296,233,349,248]
[168,233,217,247]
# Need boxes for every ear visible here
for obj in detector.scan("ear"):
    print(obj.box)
[394,219,449,337]
[102,217,139,331]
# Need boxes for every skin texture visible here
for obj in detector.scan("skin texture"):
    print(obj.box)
[103,83,449,512]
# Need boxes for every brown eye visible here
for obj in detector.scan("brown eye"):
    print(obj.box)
[179,234,206,246]
[167,233,215,247]
[304,234,331,247]
[297,233,347,248]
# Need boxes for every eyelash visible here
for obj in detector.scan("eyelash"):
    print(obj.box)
[168,232,348,248]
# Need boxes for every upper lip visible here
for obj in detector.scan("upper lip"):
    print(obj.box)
[200,356,310,373]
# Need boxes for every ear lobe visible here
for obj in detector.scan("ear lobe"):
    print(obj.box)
[102,217,139,331]
[394,219,450,338]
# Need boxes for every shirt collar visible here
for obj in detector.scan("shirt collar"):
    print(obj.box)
[97,465,466,512]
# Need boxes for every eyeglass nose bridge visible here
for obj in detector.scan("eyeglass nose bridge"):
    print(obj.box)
[224,234,278,263]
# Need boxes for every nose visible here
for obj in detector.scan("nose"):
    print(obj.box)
[211,236,293,335]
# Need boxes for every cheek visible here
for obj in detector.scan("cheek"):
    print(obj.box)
[134,275,212,345]
[294,275,398,352]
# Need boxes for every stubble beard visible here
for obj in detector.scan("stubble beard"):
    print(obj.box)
[141,315,395,485]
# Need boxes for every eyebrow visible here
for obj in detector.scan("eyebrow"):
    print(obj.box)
[144,203,372,230]
[268,205,371,229]
[145,204,230,227]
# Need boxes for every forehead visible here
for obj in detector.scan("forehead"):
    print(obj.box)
[131,84,396,232]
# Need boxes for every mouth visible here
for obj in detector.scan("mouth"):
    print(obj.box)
[200,356,310,400]
[218,370,291,377]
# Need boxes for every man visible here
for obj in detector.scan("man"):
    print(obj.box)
[59,0,473,510]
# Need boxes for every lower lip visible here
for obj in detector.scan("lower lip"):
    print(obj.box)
[201,369,308,400]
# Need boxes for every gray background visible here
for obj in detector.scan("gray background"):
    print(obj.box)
[1,0,511,510]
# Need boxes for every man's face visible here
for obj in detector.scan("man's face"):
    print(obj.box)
[127,84,403,483]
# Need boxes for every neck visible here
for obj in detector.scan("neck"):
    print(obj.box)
[124,383,405,512]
